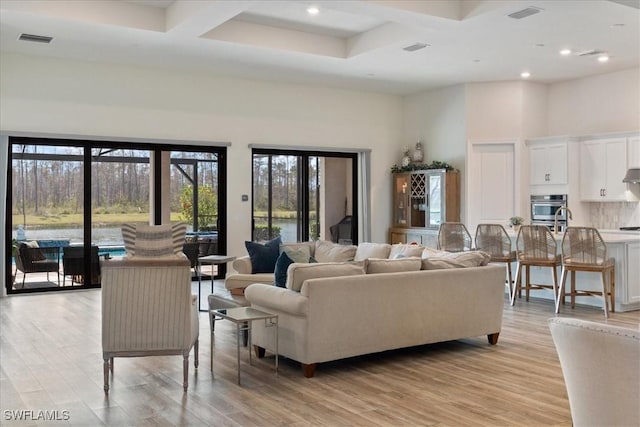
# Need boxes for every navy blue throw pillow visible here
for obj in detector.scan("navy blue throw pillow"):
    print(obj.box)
[245,236,282,274]
[274,251,294,288]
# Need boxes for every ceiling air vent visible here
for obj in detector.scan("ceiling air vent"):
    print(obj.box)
[508,7,543,19]
[18,33,53,44]
[403,43,429,52]
[577,49,605,57]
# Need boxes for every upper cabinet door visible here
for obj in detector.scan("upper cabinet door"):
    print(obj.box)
[529,142,568,185]
[580,137,630,201]
[604,139,628,200]
[628,136,640,169]
[580,140,606,200]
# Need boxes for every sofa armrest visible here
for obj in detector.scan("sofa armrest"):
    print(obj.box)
[245,284,308,316]
[225,273,274,291]
[232,256,253,274]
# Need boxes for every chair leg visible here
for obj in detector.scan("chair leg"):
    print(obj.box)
[525,265,531,302]
[103,358,110,393]
[506,262,513,297]
[183,354,189,391]
[194,339,199,369]
[551,265,559,303]
[511,263,523,306]
[571,272,576,309]
[601,270,610,319]
[556,267,568,314]
[610,268,616,313]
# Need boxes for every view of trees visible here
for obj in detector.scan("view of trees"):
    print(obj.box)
[11,144,219,230]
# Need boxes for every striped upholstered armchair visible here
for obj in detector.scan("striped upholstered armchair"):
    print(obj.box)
[101,223,199,393]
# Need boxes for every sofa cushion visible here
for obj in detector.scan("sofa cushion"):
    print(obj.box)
[280,242,313,263]
[314,240,357,263]
[354,242,391,261]
[245,236,282,274]
[388,243,424,259]
[365,257,422,274]
[422,250,491,270]
[286,262,365,292]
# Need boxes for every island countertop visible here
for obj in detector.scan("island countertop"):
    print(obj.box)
[505,229,640,243]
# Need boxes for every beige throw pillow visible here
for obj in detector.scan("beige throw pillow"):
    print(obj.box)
[422,250,491,270]
[365,257,422,274]
[388,243,425,259]
[286,262,365,292]
[354,242,391,261]
[314,240,357,263]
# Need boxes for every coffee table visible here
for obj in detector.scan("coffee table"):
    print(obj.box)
[211,307,278,385]
[197,255,236,311]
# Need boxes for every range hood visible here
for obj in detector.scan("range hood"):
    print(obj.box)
[623,168,640,184]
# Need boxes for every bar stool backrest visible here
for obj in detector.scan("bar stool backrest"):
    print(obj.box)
[561,227,607,266]
[516,225,557,261]
[475,224,512,258]
[438,222,472,252]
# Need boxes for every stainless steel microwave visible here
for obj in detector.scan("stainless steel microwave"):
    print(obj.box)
[530,194,568,222]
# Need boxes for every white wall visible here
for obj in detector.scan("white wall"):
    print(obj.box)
[0,53,403,266]
[547,68,640,135]
[402,85,466,218]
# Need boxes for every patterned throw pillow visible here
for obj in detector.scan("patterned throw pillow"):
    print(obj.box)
[121,223,186,257]
[245,236,282,274]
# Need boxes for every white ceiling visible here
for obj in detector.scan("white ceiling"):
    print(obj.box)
[1,0,638,95]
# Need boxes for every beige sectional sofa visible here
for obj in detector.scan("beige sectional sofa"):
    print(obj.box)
[245,262,506,377]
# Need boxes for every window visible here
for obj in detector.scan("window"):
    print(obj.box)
[6,137,227,294]
[252,149,357,244]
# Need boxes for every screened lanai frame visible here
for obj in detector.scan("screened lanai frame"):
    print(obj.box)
[5,136,227,295]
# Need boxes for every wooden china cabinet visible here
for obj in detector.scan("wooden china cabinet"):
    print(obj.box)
[388,169,460,248]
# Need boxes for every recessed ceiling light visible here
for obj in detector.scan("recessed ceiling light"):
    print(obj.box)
[307,6,319,15]
[560,49,572,56]
[521,71,531,78]
[598,54,610,63]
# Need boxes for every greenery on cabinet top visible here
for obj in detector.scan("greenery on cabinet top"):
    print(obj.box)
[391,161,456,173]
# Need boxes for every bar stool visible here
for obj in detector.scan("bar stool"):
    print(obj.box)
[475,224,517,296]
[555,227,615,319]
[510,225,561,307]
[438,222,473,252]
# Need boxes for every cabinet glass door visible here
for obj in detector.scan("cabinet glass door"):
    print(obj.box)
[393,174,410,226]
[427,172,443,227]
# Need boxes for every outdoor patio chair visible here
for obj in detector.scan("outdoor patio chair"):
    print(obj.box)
[15,241,60,288]
[62,246,101,286]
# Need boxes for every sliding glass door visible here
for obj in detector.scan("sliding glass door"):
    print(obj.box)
[6,138,226,294]
[252,149,357,244]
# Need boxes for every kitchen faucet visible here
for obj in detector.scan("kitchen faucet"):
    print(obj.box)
[554,207,573,235]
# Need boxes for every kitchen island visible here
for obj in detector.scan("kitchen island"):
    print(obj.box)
[506,230,640,312]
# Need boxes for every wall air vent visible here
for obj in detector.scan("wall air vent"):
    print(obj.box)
[403,43,429,52]
[577,49,605,57]
[18,33,53,44]
[508,7,543,19]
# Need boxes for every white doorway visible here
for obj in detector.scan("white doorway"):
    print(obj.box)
[467,140,519,235]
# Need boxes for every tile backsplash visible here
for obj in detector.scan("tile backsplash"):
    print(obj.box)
[588,202,640,229]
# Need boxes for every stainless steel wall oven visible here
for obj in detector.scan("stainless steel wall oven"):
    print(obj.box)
[530,194,568,231]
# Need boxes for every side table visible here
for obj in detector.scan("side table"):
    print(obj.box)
[197,255,236,311]
[211,307,278,385]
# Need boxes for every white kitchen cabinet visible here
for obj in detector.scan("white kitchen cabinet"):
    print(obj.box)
[580,138,628,201]
[623,241,640,306]
[529,142,567,185]
[628,135,640,168]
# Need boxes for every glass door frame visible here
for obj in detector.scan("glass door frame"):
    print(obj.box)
[5,137,227,294]
[251,148,358,244]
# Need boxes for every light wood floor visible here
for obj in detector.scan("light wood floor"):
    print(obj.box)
[1,288,638,427]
